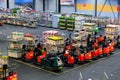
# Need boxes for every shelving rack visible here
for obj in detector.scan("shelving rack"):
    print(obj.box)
[59,16,66,29]
[0,53,8,78]
[82,23,96,36]
[105,24,119,39]
[24,34,37,50]
[73,30,87,47]
[8,32,24,58]
[66,17,75,31]
[71,13,85,30]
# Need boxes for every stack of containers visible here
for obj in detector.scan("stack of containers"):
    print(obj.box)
[66,17,75,31]
[42,30,59,43]
[105,24,119,39]
[59,16,66,29]
[73,13,85,30]
[8,32,24,58]
[0,53,8,78]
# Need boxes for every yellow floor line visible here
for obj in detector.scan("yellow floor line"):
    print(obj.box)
[14,60,59,75]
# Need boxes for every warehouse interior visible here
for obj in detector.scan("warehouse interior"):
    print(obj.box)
[0,0,120,80]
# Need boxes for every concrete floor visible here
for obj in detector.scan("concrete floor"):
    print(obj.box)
[0,25,120,80]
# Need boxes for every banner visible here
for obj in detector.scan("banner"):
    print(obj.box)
[61,0,74,5]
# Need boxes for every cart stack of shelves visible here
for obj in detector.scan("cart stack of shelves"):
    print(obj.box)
[75,16,85,30]
[105,24,119,39]
[71,13,85,30]
[8,32,24,58]
[0,54,8,78]
[46,36,64,53]
[66,17,75,30]
[59,16,66,29]
[73,30,87,47]
[82,23,96,36]
[24,34,37,50]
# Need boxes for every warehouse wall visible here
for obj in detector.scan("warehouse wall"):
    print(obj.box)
[76,0,118,18]
[35,0,43,11]
[35,0,75,13]
[0,0,7,8]
[9,0,15,9]
[61,5,75,13]
[48,0,57,12]
[97,0,118,18]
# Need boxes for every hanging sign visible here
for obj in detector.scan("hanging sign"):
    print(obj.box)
[61,0,74,5]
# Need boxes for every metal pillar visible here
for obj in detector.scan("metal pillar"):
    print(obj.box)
[33,0,35,10]
[94,0,97,17]
[108,0,116,19]
[7,0,9,8]
[43,0,45,11]
[56,0,58,12]
[98,0,116,19]
[75,0,77,12]
[118,0,120,20]
[58,0,61,13]
[98,0,107,17]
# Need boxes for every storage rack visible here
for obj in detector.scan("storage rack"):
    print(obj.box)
[73,30,87,47]
[8,32,24,58]
[24,34,37,50]
[105,24,119,39]
[82,23,96,36]
[0,53,8,78]
[71,13,85,30]
[59,16,66,29]
[66,17,75,30]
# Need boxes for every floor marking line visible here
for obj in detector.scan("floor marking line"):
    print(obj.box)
[13,59,59,75]
[79,72,83,80]
[12,52,120,75]
[104,72,109,79]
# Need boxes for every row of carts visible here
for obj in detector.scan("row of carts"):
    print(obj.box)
[7,23,120,72]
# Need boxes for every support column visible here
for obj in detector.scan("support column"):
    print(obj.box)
[75,0,77,12]
[0,0,7,8]
[58,0,61,13]
[43,0,45,11]
[33,0,35,10]
[94,0,97,17]
[35,0,43,12]
[7,0,9,8]
[118,0,120,20]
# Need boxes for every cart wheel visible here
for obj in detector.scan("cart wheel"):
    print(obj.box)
[110,52,114,55]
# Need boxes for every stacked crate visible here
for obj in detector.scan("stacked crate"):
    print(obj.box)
[105,24,119,39]
[73,30,87,47]
[66,17,75,31]
[59,16,66,29]
[42,30,59,43]
[24,34,37,50]
[46,36,64,53]
[73,13,85,30]
[82,23,96,36]
[8,32,24,58]
[0,53,8,78]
